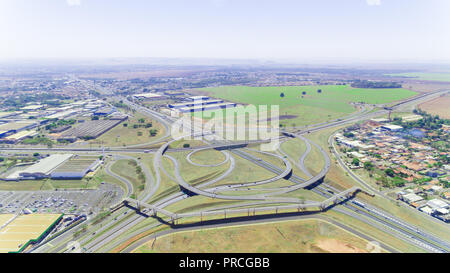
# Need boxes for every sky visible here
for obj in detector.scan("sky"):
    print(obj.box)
[0,0,449,62]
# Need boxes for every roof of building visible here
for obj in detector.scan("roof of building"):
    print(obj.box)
[45,110,78,119]
[382,124,403,130]
[3,130,38,140]
[0,121,38,132]
[189,96,210,100]
[24,154,73,174]
[420,206,433,214]
[403,193,424,203]
[170,99,224,108]
[133,93,165,98]
[21,105,44,110]
[52,156,99,173]
[427,199,449,210]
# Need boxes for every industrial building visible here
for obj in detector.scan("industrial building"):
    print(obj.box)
[168,99,225,109]
[165,95,238,114]
[186,96,210,101]
[0,130,38,144]
[51,156,101,179]
[133,93,167,100]
[176,102,237,113]
[59,119,122,140]
[93,107,116,116]
[6,154,73,180]
[0,121,38,138]
[45,109,79,120]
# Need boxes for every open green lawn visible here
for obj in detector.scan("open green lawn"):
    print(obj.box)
[111,159,145,195]
[388,72,450,82]
[194,85,417,127]
[90,113,165,147]
[188,149,226,166]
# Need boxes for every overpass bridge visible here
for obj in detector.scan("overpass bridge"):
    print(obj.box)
[122,187,370,225]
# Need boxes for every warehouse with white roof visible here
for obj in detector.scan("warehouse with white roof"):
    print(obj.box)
[6,154,73,180]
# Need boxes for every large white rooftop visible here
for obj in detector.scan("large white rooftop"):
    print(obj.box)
[7,154,73,179]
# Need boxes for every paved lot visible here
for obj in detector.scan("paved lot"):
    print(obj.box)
[0,183,124,215]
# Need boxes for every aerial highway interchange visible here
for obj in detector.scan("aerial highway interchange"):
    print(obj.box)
[22,88,450,254]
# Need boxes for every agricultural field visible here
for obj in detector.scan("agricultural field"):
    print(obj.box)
[133,219,371,253]
[418,94,450,119]
[193,85,417,127]
[388,72,450,82]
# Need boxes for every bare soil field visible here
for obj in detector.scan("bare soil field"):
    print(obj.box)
[402,82,450,93]
[419,94,450,118]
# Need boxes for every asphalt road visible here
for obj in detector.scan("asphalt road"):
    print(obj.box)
[30,89,450,253]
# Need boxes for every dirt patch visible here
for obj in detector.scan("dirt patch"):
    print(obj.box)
[419,94,450,118]
[314,239,367,253]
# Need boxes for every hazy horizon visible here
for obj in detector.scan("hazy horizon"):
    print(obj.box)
[1,0,450,62]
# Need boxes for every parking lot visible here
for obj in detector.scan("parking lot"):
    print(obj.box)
[0,183,124,215]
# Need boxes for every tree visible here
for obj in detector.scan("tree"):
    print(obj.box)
[352,158,360,166]
[149,129,158,136]
[91,116,99,120]
[137,131,143,136]
[302,91,307,95]
[385,168,395,177]
[280,92,285,98]
[317,89,322,93]
[364,161,374,171]
[183,143,190,148]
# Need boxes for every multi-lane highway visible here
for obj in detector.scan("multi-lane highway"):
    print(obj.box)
[28,89,450,253]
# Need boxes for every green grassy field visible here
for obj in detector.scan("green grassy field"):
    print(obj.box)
[388,72,450,82]
[110,159,145,195]
[188,149,226,166]
[91,113,165,147]
[194,85,417,126]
